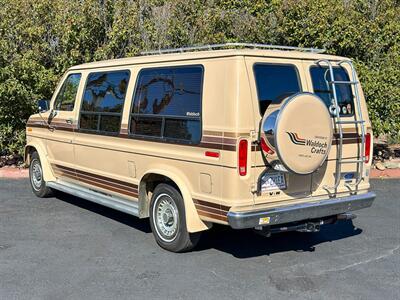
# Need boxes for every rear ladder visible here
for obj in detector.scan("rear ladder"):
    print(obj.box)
[315,59,366,195]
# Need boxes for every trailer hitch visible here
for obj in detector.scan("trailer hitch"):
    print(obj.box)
[254,213,356,237]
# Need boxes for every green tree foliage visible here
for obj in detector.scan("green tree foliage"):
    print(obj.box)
[0,0,399,155]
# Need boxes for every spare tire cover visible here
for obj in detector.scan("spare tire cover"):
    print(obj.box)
[271,92,332,174]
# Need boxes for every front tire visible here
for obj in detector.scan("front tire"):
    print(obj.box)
[29,151,53,198]
[149,183,200,252]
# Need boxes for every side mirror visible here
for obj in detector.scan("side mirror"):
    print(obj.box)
[37,99,50,113]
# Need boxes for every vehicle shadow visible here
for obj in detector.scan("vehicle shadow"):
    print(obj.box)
[196,220,362,258]
[53,191,362,258]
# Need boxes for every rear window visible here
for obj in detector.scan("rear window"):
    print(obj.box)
[253,64,301,115]
[130,65,203,144]
[310,66,354,116]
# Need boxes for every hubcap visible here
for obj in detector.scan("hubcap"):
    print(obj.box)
[153,193,179,242]
[30,159,43,191]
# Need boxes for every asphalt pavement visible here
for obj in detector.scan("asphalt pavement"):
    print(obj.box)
[0,179,399,300]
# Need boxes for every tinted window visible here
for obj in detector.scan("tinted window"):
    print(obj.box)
[130,66,203,144]
[310,66,354,116]
[54,74,81,111]
[80,71,130,134]
[254,64,301,115]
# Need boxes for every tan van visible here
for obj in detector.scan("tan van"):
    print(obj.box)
[25,43,376,252]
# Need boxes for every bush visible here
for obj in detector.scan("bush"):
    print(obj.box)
[0,0,399,156]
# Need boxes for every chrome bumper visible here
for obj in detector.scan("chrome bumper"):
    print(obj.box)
[228,192,376,229]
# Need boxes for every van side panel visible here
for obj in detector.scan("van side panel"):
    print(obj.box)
[71,59,236,230]
[220,57,256,209]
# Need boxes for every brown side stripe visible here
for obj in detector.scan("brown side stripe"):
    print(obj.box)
[203,130,249,138]
[195,204,228,216]
[54,164,138,189]
[54,169,138,198]
[198,142,236,151]
[52,164,138,198]
[196,211,228,222]
[332,138,361,145]
[77,172,138,193]
[332,133,362,145]
[193,198,230,222]
[333,133,360,139]
[28,120,243,152]
[193,199,230,211]
[27,121,76,131]
[28,119,362,151]
[201,136,237,145]
[53,169,78,181]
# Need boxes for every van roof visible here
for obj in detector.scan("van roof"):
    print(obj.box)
[69,49,349,71]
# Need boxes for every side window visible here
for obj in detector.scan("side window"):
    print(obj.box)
[79,70,130,134]
[53,74,81,111]
[253,64,301,115]
[130,66,203,144]
[310,66,354,116]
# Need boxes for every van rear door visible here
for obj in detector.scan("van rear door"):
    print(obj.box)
[244,57,313,205]
[306,62,372,196]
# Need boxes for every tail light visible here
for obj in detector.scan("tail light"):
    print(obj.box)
[238,139,248,176]
[364,133,371,163]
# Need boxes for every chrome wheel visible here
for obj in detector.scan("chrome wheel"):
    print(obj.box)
[30,159,43,191]
[152,193,179,242]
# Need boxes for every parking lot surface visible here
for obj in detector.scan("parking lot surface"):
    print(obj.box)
[0,179,399,300]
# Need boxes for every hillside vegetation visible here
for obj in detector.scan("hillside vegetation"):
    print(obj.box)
[0,0,399,155]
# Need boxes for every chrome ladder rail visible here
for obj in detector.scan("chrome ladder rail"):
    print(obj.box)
[316,59,343,195]
[316,59,366,195]
[339,60,366,190]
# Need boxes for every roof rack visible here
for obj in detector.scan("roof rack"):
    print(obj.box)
[140,43,326,55]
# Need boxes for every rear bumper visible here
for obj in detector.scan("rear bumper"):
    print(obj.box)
[228,192,376,229]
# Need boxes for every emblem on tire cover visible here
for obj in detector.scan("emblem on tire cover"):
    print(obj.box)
[286,132,306,145]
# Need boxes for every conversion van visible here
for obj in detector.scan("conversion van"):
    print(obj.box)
[25,43,376,252]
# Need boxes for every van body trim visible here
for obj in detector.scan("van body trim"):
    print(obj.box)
[193,198,230,222]
[47,181,139,217]
[51,164,139,198]
[228,192,376,229]
[52,164,138,189]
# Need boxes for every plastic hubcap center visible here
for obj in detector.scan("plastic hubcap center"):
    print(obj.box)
[162,209,174,226]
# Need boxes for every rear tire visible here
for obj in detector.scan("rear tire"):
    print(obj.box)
[149,183,201,252]
[29,151,53,198]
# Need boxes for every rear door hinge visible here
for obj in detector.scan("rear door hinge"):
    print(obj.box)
[251,184,258,194]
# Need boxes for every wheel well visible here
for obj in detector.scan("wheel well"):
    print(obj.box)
[24,146,37,166]
[139,173,181,218]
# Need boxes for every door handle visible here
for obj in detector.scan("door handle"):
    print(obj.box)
[66,118,73,124]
